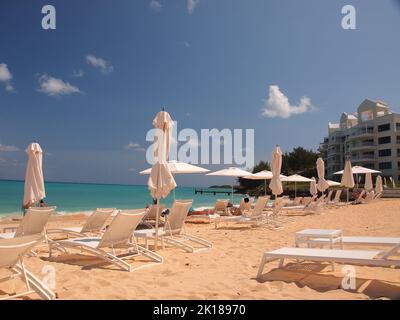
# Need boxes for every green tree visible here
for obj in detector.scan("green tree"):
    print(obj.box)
[238,160,270,191]
[281,147,318,177]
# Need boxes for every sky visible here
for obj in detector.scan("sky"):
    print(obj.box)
[1,0,400,187]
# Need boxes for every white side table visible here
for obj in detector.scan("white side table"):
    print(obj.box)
[295,229,343,249]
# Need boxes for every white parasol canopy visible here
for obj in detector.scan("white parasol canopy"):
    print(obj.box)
[140,160,209,175]
[309,178,318,196]
[316,157,329,192]
[148,110,177,250]
[281,174,313,182]
[281,174,312,198]
[364,172,373,191]
[23,142,46,208]
[327,180,341,187]
[141,160,209,200]
[375,175,383,193]
[334,166,381,175]
[269,146,283,197]
[207,167,251,202]
[242,170,286,195]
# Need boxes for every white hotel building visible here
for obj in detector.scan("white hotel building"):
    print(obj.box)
[319,99,400,183]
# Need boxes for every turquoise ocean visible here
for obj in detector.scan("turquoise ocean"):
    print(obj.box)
[0,180,244,217]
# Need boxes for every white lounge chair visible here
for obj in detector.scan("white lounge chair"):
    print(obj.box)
[47,208,114,238]
[215,196,269,229]
[304,234,400,255]
[257,246,400,278]
[324,190,333,204]
[0,207,54,239]
[134,201,212,253]
[49,212,163,272]
[0,234,56,300]
[327,189,345,207]
[187,199,228,223]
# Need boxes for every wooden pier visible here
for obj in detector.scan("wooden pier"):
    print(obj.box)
[195,188,232,196]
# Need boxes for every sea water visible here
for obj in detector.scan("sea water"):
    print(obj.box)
[0,180,244,217]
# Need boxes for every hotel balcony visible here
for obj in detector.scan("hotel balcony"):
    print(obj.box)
[349,141,375,151]
[347,128,374,141]
[351,156,376,163]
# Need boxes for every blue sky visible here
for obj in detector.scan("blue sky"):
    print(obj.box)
[1,0,400,187]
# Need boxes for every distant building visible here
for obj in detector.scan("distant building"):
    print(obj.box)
[319,99,400,183]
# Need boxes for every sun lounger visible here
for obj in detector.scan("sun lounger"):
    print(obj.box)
[305,235,400,257]
[257,246,400,278]
[0,234,56,300]
[215,196,269,228]
[327,189,346,207]
[134,200,212,253]
[324,190,333,204]
[187,199,229,222]
[49,212,162,272]
[0,207,54,239]
[47,208,114,238]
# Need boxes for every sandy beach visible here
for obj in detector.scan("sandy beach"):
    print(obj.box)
[0,198,399,300]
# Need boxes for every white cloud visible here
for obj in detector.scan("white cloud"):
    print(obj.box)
[38,74,81,96]
[0,63,12,82]
[261,85,315,119]
[5,84,15,92]
[72,69,85,78]
[185,112,192,117]
[150,0,162,12]
[0,63,15,92]
[187,0,200,14]
[86,54,114,74]
[128,168,136,172]
[182,41,191,48]
[0,144,20,152]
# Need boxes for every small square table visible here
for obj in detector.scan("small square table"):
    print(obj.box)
[295,229,343,249]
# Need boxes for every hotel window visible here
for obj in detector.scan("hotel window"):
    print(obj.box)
[378,149,391,157]
[379,162,392,170]
[378,123,391,132]
[397,136,400,144]
[378,136,391,144]
[397,123,400,130]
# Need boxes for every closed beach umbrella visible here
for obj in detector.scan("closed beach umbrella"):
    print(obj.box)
[340,159,355,203]
[364,172,373,191]
[375,175,383,193]
[316,157,329,192]
[309,177,317,196]
[281,174,312,198]
[207,167,251,202]
[148,110,177,250]
[23,142,45,210]
[243,170,286,196]
[140,160,209,200]
[269,146,283,198]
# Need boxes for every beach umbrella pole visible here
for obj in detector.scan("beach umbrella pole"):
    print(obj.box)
[295,181,297,198]
[264,179,267,196]
[155,199,160,250]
